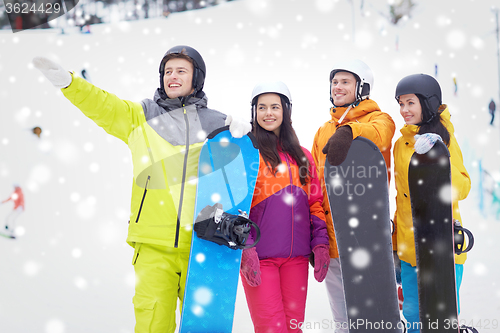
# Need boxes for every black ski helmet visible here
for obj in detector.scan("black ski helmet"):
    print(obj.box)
[395,74,442,115]
[159,45,206,98]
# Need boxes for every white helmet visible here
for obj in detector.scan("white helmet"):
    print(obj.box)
[250,81,292,124]
[250,81,292,106]
[329,59,374,106]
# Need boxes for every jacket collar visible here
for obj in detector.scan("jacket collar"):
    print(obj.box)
[329,99,381,124]
[153,88,208,111]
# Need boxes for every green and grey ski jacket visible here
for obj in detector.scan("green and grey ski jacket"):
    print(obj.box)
[62,75,226,250]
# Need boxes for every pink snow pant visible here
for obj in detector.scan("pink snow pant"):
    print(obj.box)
[242,256,309,333]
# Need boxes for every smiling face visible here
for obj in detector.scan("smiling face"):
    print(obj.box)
[256,93,283,136]
[162,58,195,99]
[398,93,423,125]
[331,71,357,106]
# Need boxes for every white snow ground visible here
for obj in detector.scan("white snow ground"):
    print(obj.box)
[1,0,500,332]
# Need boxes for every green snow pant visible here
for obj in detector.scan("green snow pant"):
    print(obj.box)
[132,243,190,333]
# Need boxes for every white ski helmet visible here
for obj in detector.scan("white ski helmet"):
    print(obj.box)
[329,59,374,106]
[250,81,292,123]
[250,80,292,106]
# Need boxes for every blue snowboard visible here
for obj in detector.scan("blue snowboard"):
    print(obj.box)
[179,127,259,333]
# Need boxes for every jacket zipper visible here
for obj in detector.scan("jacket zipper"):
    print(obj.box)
[174,106,190,248]
[284,156,295,258]
[135,175,150,223]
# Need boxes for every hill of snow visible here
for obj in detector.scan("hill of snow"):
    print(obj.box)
[1,0,499,332]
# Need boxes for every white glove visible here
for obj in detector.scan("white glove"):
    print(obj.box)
[414,133,443,154]
[225,114,251,139]
[33,56,72,89]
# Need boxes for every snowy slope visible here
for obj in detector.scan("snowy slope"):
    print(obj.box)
[1,0,499,332]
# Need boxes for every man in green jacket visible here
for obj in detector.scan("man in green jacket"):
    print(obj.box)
[34,45,251,332]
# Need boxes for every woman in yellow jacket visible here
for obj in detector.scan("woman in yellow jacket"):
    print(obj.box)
[393,74,471,333]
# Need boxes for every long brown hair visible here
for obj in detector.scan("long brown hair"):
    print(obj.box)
[252,94,310,185]
[416,95,450,146]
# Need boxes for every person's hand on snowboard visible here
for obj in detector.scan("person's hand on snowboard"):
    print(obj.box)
[414,133,442,154]
[322,126,353,166]
[241,247,261,287]
[311,244,329,282]
[33,57,72,89]
[225,115,251,138]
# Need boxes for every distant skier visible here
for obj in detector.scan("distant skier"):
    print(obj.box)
[32,126,42,138]
[80,24,91,34]
[489,99,496,126]
[394,74,471,333]
[2,185,25,235]
[453,76,458,96]
[81,69,91,83]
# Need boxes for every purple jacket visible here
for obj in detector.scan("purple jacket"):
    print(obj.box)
[249,148,329,259]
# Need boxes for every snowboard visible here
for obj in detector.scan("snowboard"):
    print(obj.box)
[179,126,259,333]
[325,137,401,332]
[408,140,459,333]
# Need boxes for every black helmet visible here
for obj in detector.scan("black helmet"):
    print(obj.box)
[395,74,442,114]
[159,45,206,98]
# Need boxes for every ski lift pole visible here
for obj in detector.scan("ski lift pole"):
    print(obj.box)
[493,7,500,126]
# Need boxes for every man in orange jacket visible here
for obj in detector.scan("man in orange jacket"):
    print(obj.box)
[311,59,395,332]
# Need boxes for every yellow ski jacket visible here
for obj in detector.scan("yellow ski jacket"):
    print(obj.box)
[62,75,226,250]
[393,106,471,266]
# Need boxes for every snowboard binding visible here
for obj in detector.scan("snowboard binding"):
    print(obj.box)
[453,220,474,255]
[194,203,261,250]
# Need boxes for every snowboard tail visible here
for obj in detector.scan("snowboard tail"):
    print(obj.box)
[325,137,401,332]
[409,140,459,333]
[179,127,259,333]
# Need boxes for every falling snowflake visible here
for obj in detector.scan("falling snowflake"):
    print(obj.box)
[195,253,206,263]
[348,306,359,317]
[314,0,336,12]
[24,261,42,276]
[14,106,30,124]
[45,319,65,333]
[211,193,221,203]
[191,304,204,317]
[282,192,294,206]
[74,276,88,290]
[348,204,359,215]
[350,248,371,269]
[197,130,207,141]
[439,184,452,204]
[446,29,466,49]
[200,162,212,175]
[76,196,97,220]
[194,287,213,306]
[71,248,82,258]
[348,217,359,228]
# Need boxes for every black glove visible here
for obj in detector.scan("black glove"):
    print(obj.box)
[322,126,353,166]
